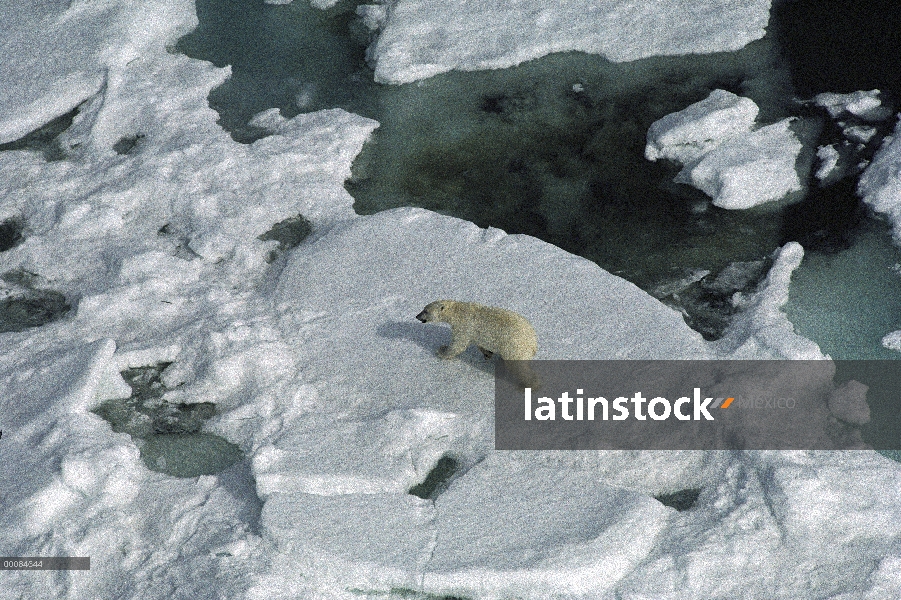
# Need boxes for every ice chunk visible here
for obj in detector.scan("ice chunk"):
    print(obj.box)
[844,124,878,144]
[882,330,901,353]
[645,89,759,163]
[859,117,901,239]
[357,4,389,31]
[369,0,771,84]
[815,90,892,122]
[815,144,842,182]
[828,380,870,425]
[714,242,825,359]
[676,118,804,209]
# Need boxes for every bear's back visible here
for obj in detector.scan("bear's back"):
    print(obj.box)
[461,301,537,360]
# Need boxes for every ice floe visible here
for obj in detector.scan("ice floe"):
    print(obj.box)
[859,115,901,240]
[368,0,772,84]
[647,90,806,209]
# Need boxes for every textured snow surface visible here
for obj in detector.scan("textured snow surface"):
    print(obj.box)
[859,115,901,240]
[647,90,806,208]
[368,0,772,84]
[2,0,901,599]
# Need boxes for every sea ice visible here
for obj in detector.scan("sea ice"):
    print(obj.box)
[676,118,805,209]
[844,124,878,144]
[368,0,772,84]
[645,89,759,164]
[1,0,900,598]
[815,89,892,122]
[859,115,901,240]
[646,90,806,208]
[882,330,901,353]
[0,0,198,145]
[713,242,825,359]
[815,143,842,182]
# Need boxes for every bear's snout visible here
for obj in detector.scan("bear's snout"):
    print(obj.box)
[415,310,428,322]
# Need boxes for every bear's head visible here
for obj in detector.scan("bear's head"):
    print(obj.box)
[416,300,450,323]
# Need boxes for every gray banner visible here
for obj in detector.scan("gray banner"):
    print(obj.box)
[0,557,90,570]
[495,360,901,450]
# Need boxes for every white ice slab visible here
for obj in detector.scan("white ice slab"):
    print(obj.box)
[859,116,901,240]
[675,118,804,209]
[646,91,805,208]
[646,89,759,163]
[0,0,198,144]
[368,0,772,84]
[815,89,892,122]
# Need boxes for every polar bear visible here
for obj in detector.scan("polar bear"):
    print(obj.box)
[415,300,537,360]
[416,300,540,387]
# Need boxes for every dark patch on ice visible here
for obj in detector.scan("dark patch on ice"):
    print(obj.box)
[386,588,471,600]
[92,363,244,478]
[0,273,70,333]
[0,103,81,161]
[113,133,145,155]
[771,0,901,98]
[258,213,313,262]
[408,455,459,500]
[122,362,172,399]
[158,222,202,260]
[138,433,244,478]
[152,402,217,434]
[655,488,701,511]
[0,218,24,252]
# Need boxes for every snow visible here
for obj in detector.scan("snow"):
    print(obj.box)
[645,89,759,164]
[1,0,900,598]
[713,242,825,360]
[815,143,841,182]
[859,115,901,240]
[882,330,901,353]
[368,0,772,84]
[0,0,198,145]
[676,118,805,209]
[815,89,892,122]
[647,90,806,209]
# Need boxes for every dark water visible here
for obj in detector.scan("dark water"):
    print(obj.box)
[770,0,901,99]
[174,0,375,142]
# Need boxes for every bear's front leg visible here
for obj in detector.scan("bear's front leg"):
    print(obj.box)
[437,332,470,359]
